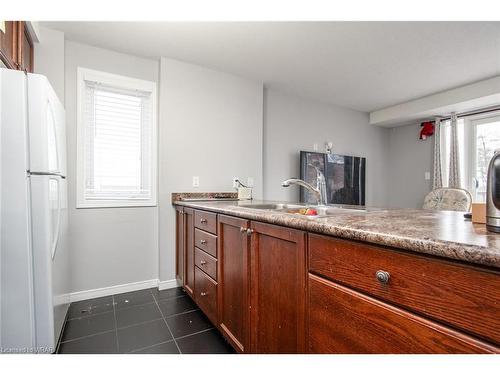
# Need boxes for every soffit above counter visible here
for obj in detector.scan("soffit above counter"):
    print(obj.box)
[370,75,500,127]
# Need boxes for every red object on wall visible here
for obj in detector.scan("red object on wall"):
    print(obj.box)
[420,121,435,140]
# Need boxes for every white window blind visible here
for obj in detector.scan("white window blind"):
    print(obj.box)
[77,68,157,208]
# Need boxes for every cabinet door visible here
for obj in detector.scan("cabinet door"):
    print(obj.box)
[0,21,17,69]
[249,221,306,353]
[217,215,250,353]
[19,22,33,73]
[308,274,497,354]
[184,208,195,297]
[175,206,185,285]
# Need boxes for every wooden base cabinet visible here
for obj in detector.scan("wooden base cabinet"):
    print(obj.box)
[183,208,195,297]
[175,206,185,285]
[217,215,250,353]
[249,222,307,353]
[308,274,497,353]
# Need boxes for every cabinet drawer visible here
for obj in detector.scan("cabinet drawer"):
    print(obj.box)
[308,274,497,353]
[195,266,217,324]
[195,247,217,281]
[194,228,217,258]
[194,210,217,234]
[308,234,500,345]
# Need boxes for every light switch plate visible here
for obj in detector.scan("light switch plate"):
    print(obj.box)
[424,171,431,180]
[192,176,200,187]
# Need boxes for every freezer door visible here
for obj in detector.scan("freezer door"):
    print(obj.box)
[27,73,66,176]
[0,68,36,352]
[29,174,69,352]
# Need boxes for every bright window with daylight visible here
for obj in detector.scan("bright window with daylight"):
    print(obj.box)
[440,111,500,202]
[76,68,157,208]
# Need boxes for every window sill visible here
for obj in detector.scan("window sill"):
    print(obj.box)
[76,200,157,209]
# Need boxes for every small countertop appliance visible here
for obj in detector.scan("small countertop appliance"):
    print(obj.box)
[486,150,500,233]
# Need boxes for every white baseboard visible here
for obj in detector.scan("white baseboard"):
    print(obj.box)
[158,278,180,291]
[69,279,159,303]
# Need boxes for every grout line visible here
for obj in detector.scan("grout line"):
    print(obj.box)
[150,289,183,354]
[59,329,116,344]
[127,339,176,354]
[174,327,215,341]
[66,308,115,321]
[116,318,165,331]
[112,295,120,353]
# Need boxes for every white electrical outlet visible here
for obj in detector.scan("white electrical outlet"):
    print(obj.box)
[192,176,200,187]
[313,143,318,151]
[424,171,431,181]
[232,177,239,188]
[247,177,254,187]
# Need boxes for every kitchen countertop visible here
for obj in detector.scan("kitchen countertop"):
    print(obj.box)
[173,199,500,270]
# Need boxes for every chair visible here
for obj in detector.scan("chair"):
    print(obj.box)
[423,188,472,212]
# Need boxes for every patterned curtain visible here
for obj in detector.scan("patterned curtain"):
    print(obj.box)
[448,112,461,188]
[432,117,443,189]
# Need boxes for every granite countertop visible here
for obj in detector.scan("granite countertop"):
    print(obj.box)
[173,199,500,270]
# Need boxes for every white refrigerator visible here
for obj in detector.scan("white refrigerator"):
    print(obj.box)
[0,68,70,353]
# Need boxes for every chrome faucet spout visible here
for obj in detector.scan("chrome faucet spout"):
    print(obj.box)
[281,177,327,206]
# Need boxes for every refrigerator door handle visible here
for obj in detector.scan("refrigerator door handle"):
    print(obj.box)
[28,170,66,179]
[49,177,62,260]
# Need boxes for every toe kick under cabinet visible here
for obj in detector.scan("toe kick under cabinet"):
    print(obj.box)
[174,205,500,354]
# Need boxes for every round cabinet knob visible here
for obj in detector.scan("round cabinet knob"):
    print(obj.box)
[200,239,207,245]
[200,292,207,296]
[200,218,208,224]
[200,260,207,265]
[246,228,254,235]
[375,270,390,284]
[240,227,247,233]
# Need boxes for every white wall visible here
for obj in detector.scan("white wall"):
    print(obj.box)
[158,57,263,283]
[263,89,390,207]
[34,27,65,104]
[65,41,160,293]
[387,123,433,208]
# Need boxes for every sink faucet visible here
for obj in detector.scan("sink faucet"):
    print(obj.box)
[281,164,328,206]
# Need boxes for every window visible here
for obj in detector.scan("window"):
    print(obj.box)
[440,111,500,202]
[77,68,157,208]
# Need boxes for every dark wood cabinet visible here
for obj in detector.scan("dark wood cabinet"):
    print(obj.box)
[249,221,307,353]
[0,21,33,73]
[183,208,195,297]
[195,266,218,324]
[309,234,500,345]
[19,22,33,73]
[173,204,499,354]
[217,215,250,353]
[308,274,497,353]
[0,21,17,69]
[175,206,185,285]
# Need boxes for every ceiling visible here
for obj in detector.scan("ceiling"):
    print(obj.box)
[42,21,500,112]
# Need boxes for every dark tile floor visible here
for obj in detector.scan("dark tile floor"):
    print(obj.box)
[57,287,235,354]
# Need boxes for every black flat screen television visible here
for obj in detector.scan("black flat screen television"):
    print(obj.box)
[299,151,366,205]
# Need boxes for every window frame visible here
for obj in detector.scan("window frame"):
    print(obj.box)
[76,67,157,208]
[465,112,500,202]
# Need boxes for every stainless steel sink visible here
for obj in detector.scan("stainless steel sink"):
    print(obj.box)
[238,203,307,210]
[237,203,367,217]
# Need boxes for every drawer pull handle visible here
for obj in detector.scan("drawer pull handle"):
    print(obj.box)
[375,270,390,284]
[200,260,207,265]
[200,218,208,224]
[200,292,208,296]
[240,227,247,233]
[200,239,207,245]
[246,228,254,235]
